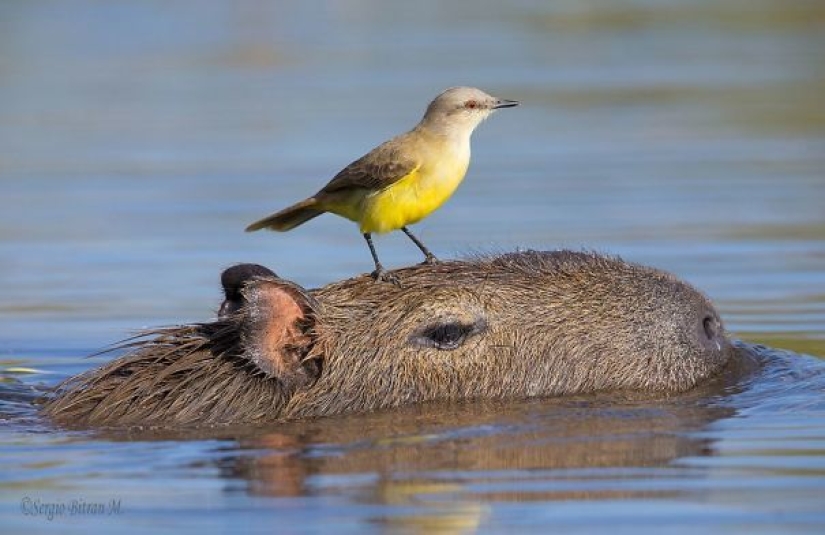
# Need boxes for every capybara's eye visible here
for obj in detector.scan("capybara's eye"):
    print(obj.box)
[427,323,466,350]
[409,318,487,351]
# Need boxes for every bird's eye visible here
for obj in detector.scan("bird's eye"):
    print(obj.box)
[409,318,487,351]
[464,100,478,109]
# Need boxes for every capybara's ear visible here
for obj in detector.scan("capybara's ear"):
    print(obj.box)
[219,264,278,318]
[240,278,321,391]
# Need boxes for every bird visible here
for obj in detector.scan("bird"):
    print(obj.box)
[246,86,518,283]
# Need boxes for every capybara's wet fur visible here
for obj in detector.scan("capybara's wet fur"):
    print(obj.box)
[43,251,733,427]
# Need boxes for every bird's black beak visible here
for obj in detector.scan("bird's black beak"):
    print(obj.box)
[494,99,519,109]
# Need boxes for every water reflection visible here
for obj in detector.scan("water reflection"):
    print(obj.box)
[129,396,734,533]
[231,398,731,493]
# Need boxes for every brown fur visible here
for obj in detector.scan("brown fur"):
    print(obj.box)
[43,250,733,428]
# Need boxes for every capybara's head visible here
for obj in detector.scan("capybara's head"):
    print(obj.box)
[43,251,733,427]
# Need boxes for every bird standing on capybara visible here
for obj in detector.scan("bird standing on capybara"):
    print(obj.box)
[43,250,733,427]
[245,87,518,282]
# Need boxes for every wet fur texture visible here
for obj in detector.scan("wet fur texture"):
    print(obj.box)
[43,251,733,428]
[44,321,295,426]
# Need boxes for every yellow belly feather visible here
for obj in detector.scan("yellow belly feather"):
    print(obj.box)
[358,158,469,234]
[317,134,471,235]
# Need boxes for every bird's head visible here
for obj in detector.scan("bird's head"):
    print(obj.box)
[419,86,518,136]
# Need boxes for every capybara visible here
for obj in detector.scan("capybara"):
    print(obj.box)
[43,250,733,427]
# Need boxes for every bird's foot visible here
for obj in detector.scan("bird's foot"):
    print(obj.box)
[371,267,402,287]
[420,253,439,266]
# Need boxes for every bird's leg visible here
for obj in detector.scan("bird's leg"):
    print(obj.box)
[363,233,400,285]
[401,226,438,264]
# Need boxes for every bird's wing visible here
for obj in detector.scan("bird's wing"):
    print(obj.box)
[320,139,420,194]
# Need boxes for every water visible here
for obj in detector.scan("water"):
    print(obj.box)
[1,0,824,532]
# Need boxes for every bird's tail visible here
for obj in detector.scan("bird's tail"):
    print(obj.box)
[245,198,324,232]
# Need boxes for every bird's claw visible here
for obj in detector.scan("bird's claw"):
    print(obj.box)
[371,268,402,287]
[421,254,438,265]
